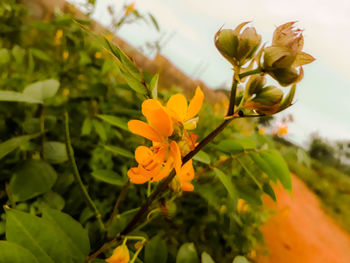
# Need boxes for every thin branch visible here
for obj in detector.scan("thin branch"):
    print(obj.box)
[64,111,105,231]
[106,181,130,229]
[238,68,263,79]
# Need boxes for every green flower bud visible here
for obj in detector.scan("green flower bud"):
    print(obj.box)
[263,46,295,70]
[215,22,261,66]
[245,75,265,97]
[243,85,283,114]
[269,67,303,87]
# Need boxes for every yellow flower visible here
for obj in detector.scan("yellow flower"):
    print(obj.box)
[127,88,204,191]
[128,99,181,184]
[166,86,204,130]
[63,51,69,60]
[105,244,130,263]
[63,88,70,96]
[258,128,266,134]
[125,2,136,16]
[95,52,102,59]
[54,29,63,45]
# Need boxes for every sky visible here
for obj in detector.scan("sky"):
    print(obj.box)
[70,0,350,146]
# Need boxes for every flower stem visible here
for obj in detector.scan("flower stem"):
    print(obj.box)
[106,181,130,230]
[39,105,46,160]
[64,111,105,232]
[227,75,238,117]
[238,68,263,79]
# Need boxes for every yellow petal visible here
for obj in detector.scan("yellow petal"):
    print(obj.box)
[128,120,161,142]
[142,99,173,138]
[179,160,194,181]
[170,141,182,173]
[128,167,151,184]
[185,87,204,121]
[166,94,188,122]
[135,146,152,165]
[181,181,194,191]
[152,157,173,182]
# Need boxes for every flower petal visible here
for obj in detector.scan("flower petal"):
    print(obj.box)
[142,99,173,138]
[127,167,150,184]
[135,146,153,166]
[185,86,204,121]
[152,157,173,182]
[181,182,194,191]
[166,94,188,122]
[128,120,161,142]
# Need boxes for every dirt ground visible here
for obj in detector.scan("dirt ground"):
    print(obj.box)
[256,175,350,263]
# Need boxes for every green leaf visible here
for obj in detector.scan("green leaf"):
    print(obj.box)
[12,45,26,64]
[30,48,52,62]
[193,150,211,164]
[0,133,41,160]
[23,79,60,102]
[201,252,215,263]
[92,119,107,141]
[91,170,126,186]
[0,91,43,104]
[0,48,10,64]
[236,137,256,149]
[232,255,250,263]
[148,13,160,31]
[249,151,277,183]
[41,191,65,210]
[105,39,141,81]
[237,157,262,190]
[260,150,292,192]
[81,118,93,136]
[123,74,147,94]
[216,140,244,154]
[10,160,57,202]
[5,209,72,263]
[0,241,39,263]
[149,73,159,99]
[97,114,129,131]
[104,145,133,159]
[214,168,237,201]
[44,141,68,164]
[42,208,90,263]
[176,243,199,263]
[263,183,276,201]
[145,235,168,263]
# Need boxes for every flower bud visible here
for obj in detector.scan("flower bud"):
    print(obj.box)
[262,22,315,86]
[269,67,303,87]
[245,75,265,97]
[243,85,283,114]
[215,22,261,66]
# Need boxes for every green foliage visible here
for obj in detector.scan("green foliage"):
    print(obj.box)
[0,1,296,263]
[176,243,199,263]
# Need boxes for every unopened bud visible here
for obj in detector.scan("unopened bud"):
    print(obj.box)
[245,75,265,97]
[243,85,283,114]
[215,22,261,66]
[269,67,303,87]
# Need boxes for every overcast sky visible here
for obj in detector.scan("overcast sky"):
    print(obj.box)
[70,0,350,146]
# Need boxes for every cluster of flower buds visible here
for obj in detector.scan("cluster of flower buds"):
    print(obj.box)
[215,22,262,67]
[262,22,315,86]
[215,21,314,115]
[127,87,204,191]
